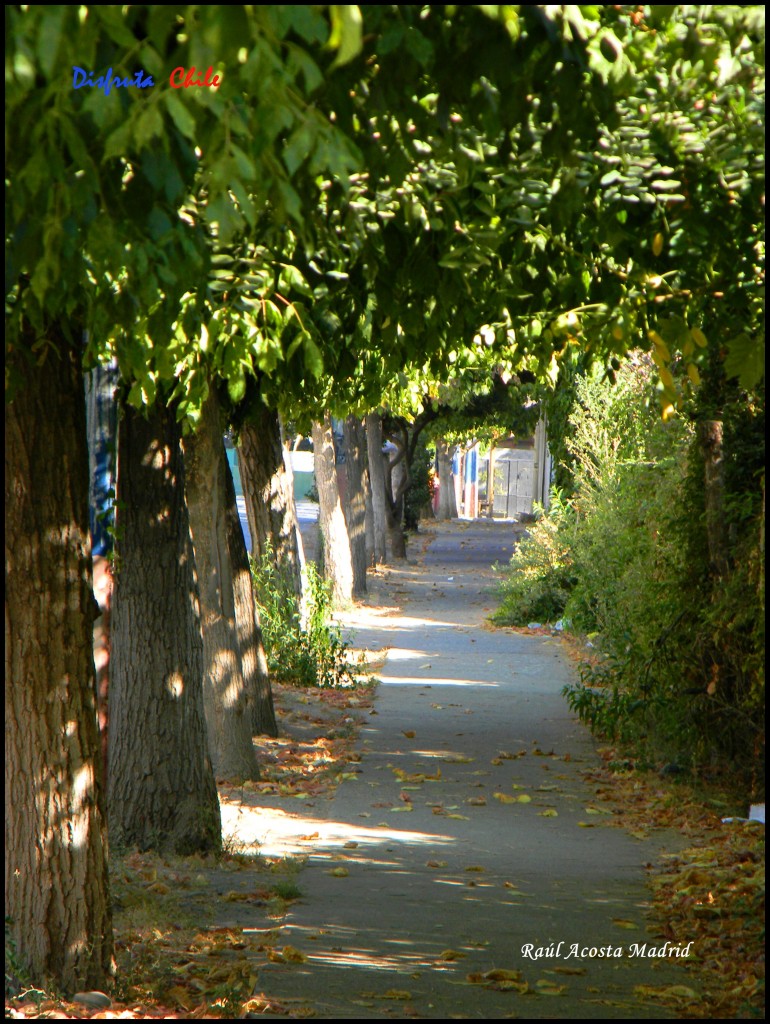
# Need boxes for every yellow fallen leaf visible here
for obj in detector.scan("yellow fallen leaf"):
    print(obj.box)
[577,821,595,828]
[539,809,558,817]
[516,794,532,803]
[634,983,700,1000]
[491,979,529,992]
[281,945,308,963]
[663,985,700,999]
[391,805,413,812]
[535,979,567,995]
[167,985,195,1009]
[612,919,637,930]
[443,755,474,764]
[402,730,416,738]
[484,969,522,982]
[553,966,587,976]
[494,792,517,804]
[379,989,412,1000]
[446,813,470,820]
[343,841,358,849]
[426,860,447,868]
[464,865,485,872]
[467,797,487,806]
[438,949,466,961]
[327,867,349,877]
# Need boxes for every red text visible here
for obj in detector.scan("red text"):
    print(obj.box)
[169,66,221,89]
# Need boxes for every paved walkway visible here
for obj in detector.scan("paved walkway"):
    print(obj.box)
[250,520,688,1018]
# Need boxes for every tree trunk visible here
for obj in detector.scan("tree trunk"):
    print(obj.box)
[342,415,368,598]
[698,420,730,577]
[385,484,408,559]
[365,412,388,564]
[5,333,113,992]
[223,451,278,737]
[183,387,260,782]
[436,439,458,520]
[238,406,303,598]
[383,437,408,560]
[364,454,376,568]
[312,416,354,605]
[109,399,221,855]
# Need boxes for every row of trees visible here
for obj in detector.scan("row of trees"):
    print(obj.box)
[6,3,764,994]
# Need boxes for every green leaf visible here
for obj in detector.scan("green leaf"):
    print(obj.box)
[723,333,764,389]
[36,6,67,79]
[164,92,197,141]
[103,122,133,161]
[303,333,324,379]
[227,367,247,404]
[134,104,165,149]
[328,5,363,69]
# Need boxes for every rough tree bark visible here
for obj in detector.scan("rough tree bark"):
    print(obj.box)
[342,415,368,598]
[312,416,354,605]
[382,433,408,560]
[698,420,730,578]
[365,412,388,564]
[223,452,278,737]
[238,405,304,598]
[109,399,221,855]
[436,438,459,520]
[183,386,260,781]
[5,333,113,991]
[363,452,376,568]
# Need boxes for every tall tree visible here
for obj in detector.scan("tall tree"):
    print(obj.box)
[5,332,114,991]
[183,386,260,781]
[108,398,221,855]
[238,403,304,598]
[365,412,391,564]
[342,415,369,598]
[312,416,355,604]
[223,449,279,738]
[436,440,459,521]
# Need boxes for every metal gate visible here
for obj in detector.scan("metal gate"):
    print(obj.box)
[492,450,533,518]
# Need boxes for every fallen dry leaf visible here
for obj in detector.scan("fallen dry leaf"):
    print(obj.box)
[535,979,567,995]
[494,792,517,804]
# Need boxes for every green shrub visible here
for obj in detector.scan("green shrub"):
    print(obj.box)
[495,356,764,790]
[404,435,433,530]
[251,549,357,688]
[492,490,576,625]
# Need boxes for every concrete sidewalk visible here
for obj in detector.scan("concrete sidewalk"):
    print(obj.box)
[249,520,688,1018]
